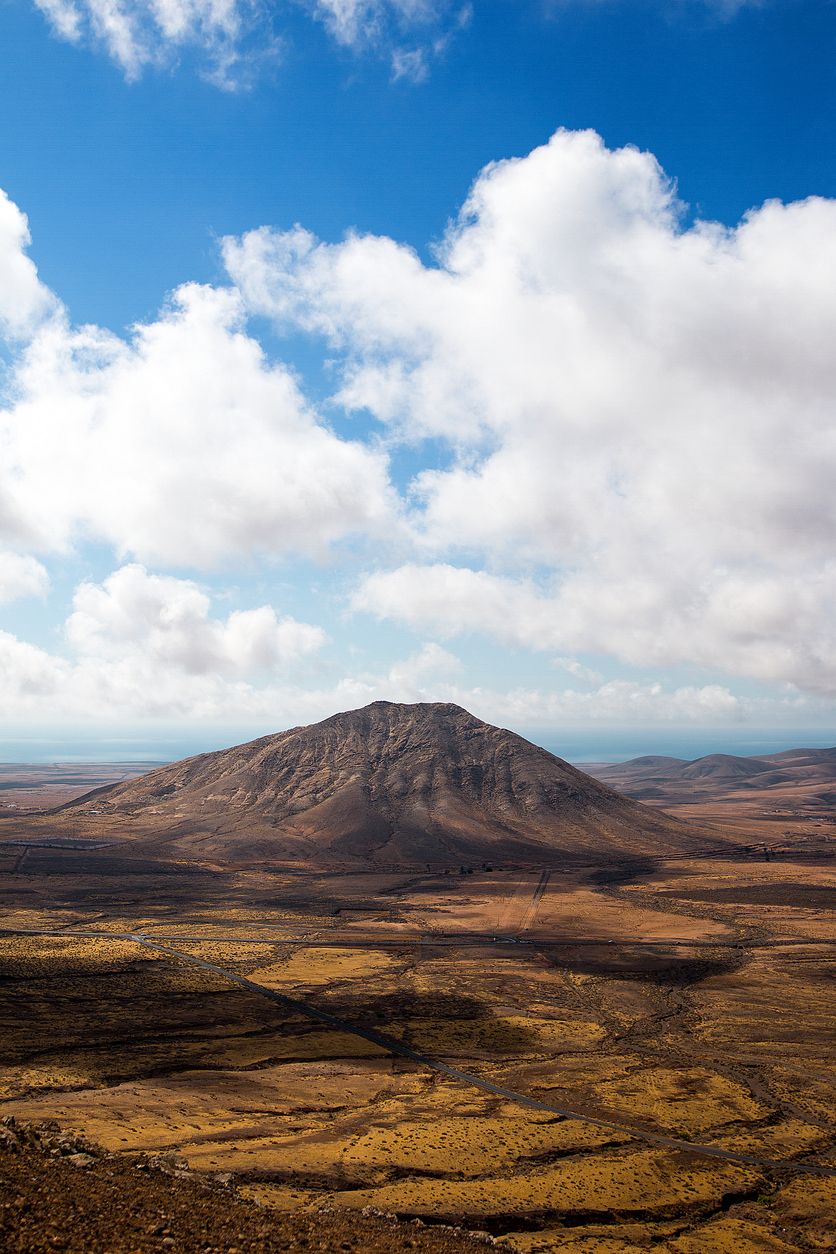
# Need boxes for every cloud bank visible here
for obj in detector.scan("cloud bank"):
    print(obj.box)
[0,594,758,727]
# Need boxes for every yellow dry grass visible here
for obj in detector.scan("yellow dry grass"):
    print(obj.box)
[500,1234,654,1254]
[3,1027,384,1101]
[250,946,401,986]
[5,1060,410,1153]
[593,1065,766,1133]
[2,858,834,1247]
[715,1116,831,1159]
[336,1113,628,1176]
[237,1183,319,1211]
[333,1148,764,1219]
[668,1216,802,1253]
[176,1111,628,1181]
[174,940,289,968]
[0,934,160,976]
[0,1062,99,1100]
[771,1176,836,1249]
[405,1015,604,1057]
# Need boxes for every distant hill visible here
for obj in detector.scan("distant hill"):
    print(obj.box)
[584,756,686,782]
[755,747,836,769]
[584,743,836,819]
[679,754,774,781]
[63,701,710,867]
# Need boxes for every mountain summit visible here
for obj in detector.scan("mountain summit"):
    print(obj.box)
[69,701,710,866]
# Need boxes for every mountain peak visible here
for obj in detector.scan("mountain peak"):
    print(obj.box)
[67,702,713,867]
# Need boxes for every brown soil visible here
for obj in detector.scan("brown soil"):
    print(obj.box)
[0,1120,485,1253]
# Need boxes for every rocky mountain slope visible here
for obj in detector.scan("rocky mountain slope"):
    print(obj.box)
[65,701,712,866]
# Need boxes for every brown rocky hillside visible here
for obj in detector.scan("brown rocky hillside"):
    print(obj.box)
[64,701,715,866]
[0,1119,482,1253]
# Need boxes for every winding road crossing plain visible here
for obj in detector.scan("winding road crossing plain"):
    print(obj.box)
[2,860,835,1251]
[5,923,834,1182]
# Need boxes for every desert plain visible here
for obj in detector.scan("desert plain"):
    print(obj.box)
[0,707,834,1253]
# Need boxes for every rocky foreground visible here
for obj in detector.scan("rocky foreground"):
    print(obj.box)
[0,1120,489,1254]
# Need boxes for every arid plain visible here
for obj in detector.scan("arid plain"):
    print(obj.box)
[1,705,834,1253]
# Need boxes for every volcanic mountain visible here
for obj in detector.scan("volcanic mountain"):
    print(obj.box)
[66,702,715,866]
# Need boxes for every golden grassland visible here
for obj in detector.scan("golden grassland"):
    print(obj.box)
[0,856,834,1251]
[331,1146,765,1218]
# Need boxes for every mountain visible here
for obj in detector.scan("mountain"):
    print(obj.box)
[755,747,836,770]
[590,753,774,785]
[584,743,836,819]
[583,755,686,782]
[64,701,710,867]
[623,755,687,771]
[679,754,774,781]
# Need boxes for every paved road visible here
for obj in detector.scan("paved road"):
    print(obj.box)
[4,926,834,1179]
[134,935,836,1180]
[4,926,834,949]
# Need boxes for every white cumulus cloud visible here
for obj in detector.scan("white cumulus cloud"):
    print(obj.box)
[0,565,331,723]
[226,129,836,698]
[354,562,836,697]
[0,631,68,703]
[0,552,50,604]
[0,191,56,340]
[0,216,397,566]
[386,640,461,692]
[0,605,757,728]
[4,131,836,726]
[66,564,326,675]
[552,656,603,685]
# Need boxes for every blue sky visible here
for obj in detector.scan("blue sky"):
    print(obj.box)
[0,0,835,756]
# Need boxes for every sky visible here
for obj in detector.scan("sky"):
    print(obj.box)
[1,0,835,758]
